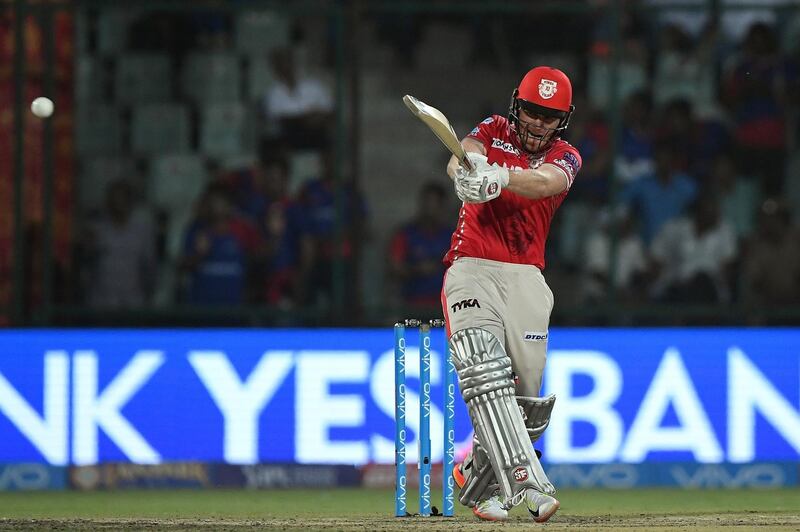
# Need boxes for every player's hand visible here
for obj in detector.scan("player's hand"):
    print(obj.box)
[454,163,509,203]
[464,152,491,172]
[453,166,482,203]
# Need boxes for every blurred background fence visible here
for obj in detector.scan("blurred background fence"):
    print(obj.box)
[2,0,799,327]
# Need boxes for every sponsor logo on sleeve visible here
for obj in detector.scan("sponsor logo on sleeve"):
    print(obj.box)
[469,126,480,136]
[481,117,495,125]
[523,331,548,342]
[552,152,581,182]
[451,298,481,313]
[553,152,581,179]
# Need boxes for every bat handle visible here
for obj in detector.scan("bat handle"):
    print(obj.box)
[460,156,475,173]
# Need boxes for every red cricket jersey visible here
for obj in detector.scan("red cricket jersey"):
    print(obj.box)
[443,115,582,270]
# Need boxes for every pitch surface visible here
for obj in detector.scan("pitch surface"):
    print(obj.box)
[0,488,797,530]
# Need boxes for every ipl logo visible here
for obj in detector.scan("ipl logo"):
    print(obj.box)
[538,79,557,99]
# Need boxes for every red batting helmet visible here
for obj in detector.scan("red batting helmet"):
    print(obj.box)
[508,66,575,152]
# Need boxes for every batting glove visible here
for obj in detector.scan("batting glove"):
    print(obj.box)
[454,163,509,203]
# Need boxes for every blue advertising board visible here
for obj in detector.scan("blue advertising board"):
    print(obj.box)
[0,329,797,466]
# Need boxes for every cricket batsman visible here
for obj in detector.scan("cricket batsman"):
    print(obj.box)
[441,66,581,522]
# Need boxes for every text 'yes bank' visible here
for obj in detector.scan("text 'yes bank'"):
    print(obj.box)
[0,329,797,464]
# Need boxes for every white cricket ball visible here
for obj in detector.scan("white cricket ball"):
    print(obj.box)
[31,96,54,118]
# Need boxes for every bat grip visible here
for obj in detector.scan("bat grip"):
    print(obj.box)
[460,156,475,173]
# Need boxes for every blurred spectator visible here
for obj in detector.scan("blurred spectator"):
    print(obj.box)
[178,183,262,306]
[294,151,368,310]
[261,196,304,308]
[615,90,655,184]
[654,98,695,173]
[581,210,648,304]
[646,0,783,44]
[557,97,612,267]
[588,10,649,110]
[258,156,304,308]
[711,151,761,241]
[81,180,157,309]
[262,47,333,151]
[742,198,800,316]
[388,182,452,308]
[222,144,292,223]
[720,1,784,45]
[653,23,717,109]
[721,22,790,195]
[565,96,612,203]
[620,142,698,244]
[649,193,738,303]
[219,151,303,307]
[645,0,711,39]
[655,98,732,180]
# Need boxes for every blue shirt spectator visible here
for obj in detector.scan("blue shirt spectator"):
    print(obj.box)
[615,90,655,184]
[180,184,262,305]
[621,143,698,244]
[183,222,246,305]
[389,182,453,306]
[293,153,369,307]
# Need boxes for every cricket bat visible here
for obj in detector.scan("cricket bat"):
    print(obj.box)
[402,94,474,172]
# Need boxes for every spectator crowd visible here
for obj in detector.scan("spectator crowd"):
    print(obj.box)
[64,2,800,326]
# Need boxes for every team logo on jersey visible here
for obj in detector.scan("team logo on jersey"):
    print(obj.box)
[491,138,520,156]
[523,331,548,342]
[538,79,557,99]
[513,467,529,482]
[451,298,481,313]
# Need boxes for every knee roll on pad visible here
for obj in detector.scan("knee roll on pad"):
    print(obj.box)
[517,393,556,444]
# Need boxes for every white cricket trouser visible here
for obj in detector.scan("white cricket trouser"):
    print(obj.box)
[441,257,554,397]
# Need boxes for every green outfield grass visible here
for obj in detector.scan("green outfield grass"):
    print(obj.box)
[0,488,798,530]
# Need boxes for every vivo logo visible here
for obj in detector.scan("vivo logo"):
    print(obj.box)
[546,464,638,488]
[671,464,786,488]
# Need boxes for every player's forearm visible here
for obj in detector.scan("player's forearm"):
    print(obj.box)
[446,155,461,180]
[506,165,568,199]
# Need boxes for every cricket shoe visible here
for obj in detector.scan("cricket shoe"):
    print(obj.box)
[525,489,560,523]
[453,463,508,522]
[473,494,509,522]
